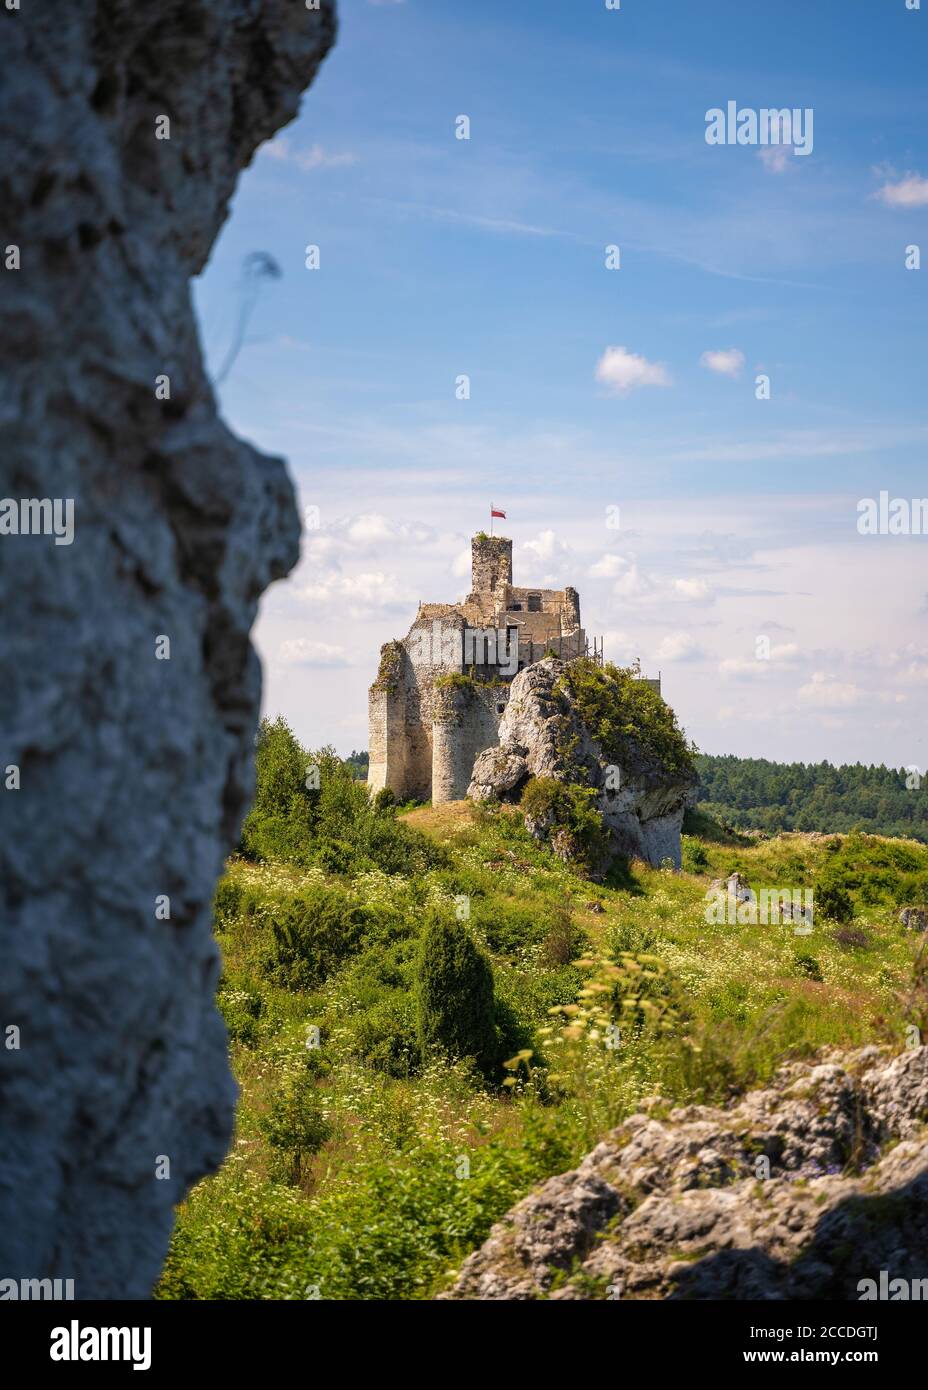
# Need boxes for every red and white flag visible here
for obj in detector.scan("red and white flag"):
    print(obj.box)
[491,507,506,519]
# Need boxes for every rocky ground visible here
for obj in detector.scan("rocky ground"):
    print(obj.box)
[441,1045,928,1299]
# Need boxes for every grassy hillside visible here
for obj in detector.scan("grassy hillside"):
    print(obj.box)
[156,726,928,1301]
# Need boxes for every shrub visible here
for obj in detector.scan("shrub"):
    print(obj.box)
[415,914,499,1076]
[815,876,854,923]
[833,925,869,950]
[258,1067,331,1185]
[471,897,547,956]
[520,776,561,822]
[261,883,367,990]
[217,984,264,1046]
[794,953,824,982]
[520,777,611,875]
[240,719,443,877]
[347,993,420,1078]
[681,836,708,872]
[213,875,243,926]
[540,900,586,966]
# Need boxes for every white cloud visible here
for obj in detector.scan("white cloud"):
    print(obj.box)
[260,138,358,172]
[303,512,438,564]
[700,348,745,377]
[718,657,769,679]
[278,638,352,668]
[600,630,641,665]
[594,560,714,607]
[522,529,572,564]
[344,514,397,546]
[672,577,713,602]
[758,146,792,175]
[798,672,860,708]
[655,632,703,661]
[595,345,671,396]
[589,553,628,579]
[874,173,928,208]
[451,547,472,578]
[719,643,800,679]
[886,643,928,681]
[297,570,413,619]
[612,563,655,598]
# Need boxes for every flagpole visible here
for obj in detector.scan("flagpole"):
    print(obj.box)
[490,503,493,537]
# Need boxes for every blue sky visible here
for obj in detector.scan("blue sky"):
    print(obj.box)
[194,0,928,770]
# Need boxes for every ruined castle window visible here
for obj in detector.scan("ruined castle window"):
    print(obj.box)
[527,593,542,612]
[497,703,505,714]
[509,602,522,611]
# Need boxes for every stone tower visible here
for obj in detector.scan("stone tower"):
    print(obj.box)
[469,534,512,602]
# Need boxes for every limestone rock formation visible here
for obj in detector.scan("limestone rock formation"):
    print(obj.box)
[441,1046,928,1300]
[468,659,695,868]
[0,0,335,1298]
[900,907,928,933]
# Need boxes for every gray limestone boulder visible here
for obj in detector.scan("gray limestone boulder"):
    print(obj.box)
[467,658,696,869]
[440,1046,928,1300]
[0,0,336,1299]
[468,745,529,801]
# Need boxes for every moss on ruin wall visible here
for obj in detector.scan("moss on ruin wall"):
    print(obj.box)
[372,640,404,695]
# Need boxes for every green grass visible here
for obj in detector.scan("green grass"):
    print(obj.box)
[157,803,928,1301]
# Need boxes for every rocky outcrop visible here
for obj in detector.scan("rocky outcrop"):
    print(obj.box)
[442,1046,928,1300]
[900,907,928,933]
[468,659,695,868]
[0,1,335,1298]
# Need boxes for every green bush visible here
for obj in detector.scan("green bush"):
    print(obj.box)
[258,1067,331,1185]
[520,775,561,822]
[794,953,824,983]
[815,876,854,923]
[213,876,243,926]
[471,897,548,956]
[348,993,420,1078]
[241,718,442,877]
[415,914,499,1076]
[682,836,709,872]
[519,777,610,875]
[260,882,367,990]
[540,900,586,966]
[217,983,264,1046]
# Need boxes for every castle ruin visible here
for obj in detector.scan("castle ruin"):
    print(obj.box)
[368,533,660,804]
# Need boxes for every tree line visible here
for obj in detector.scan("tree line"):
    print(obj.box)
[695,754,927,842]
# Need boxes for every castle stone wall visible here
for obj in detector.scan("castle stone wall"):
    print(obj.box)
[432,682,506,803]
[401,612,467,799]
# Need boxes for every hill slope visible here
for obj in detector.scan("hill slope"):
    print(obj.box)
[157,728,928,1300]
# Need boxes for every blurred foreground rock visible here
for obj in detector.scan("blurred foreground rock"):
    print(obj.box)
[0,0,335,1297]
